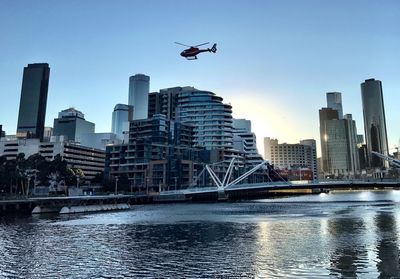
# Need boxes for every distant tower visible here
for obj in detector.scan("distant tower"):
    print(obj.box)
[128,74,150,120]
[53,108,95,142]
[111,104,132,139]
[361,78,389,168]
[16,63,50,141]
[326,92,343,119]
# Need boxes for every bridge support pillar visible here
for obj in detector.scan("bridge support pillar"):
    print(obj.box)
[218,190,227,201]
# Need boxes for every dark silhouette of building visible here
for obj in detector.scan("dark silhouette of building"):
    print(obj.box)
[16,63,50,141]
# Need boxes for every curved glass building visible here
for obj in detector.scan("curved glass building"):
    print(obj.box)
[177,89,233,150]
[361,78,389,168]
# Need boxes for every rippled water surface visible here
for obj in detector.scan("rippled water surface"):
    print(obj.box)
[1,191,400,278]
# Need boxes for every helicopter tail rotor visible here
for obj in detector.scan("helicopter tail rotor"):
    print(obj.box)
[210,43,217,53]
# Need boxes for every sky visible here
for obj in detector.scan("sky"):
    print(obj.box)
[0,0,399,156]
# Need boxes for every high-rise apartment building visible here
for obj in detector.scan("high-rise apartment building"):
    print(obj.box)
[361,78,389,168]
[128,74,150,120]
[53,108,95,142]
[326,92,343,119]
[111,104,132,140]
[16,63,50,140]
[106,114,202,191]
[176,89,233,150]
[232,119,263,166]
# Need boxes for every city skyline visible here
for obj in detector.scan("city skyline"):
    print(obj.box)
[1,0,399,155]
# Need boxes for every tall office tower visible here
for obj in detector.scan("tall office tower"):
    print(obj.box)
[361,78,389,168]
[326,92,343,119]
[53,108,95,142]
[128,74,150,120]
[176,89,233,150]
[16,63,50,140]
[0,125,3,138]
[111,104,132,140]
[263,137,318,180]
[232,119,263,166]
[319,108,360,177]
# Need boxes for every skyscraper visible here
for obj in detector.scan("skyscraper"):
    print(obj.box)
[128,74,150,120]
[111,104,132,140]
[326,92,343,119]
[16,63,50,140]
[319,106,360,177]
[361,78,389,168]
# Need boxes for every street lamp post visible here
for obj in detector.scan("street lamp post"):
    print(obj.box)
[114,176,119,195]
[76,175,80,188]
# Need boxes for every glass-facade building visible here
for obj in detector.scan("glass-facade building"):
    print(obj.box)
[128,74,150,120]
[361,78,389,168]
[16,63,50,140]
[53,108,95,142]
[326,92,343,119]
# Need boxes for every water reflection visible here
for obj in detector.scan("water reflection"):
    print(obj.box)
[374,210,400,278]
[1,191,400,278]
[328,216,370,278]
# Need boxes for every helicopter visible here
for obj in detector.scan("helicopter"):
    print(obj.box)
[175,42,217,60]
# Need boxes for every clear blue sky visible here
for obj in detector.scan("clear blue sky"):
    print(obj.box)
[1,0,399,155]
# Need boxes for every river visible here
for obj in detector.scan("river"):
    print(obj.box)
[1,190,400,278]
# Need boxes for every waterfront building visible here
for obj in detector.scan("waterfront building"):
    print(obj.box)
[0,138,105,180]
[263,137,318,181]
[319,92,360,178]
[40,141,105,179]
[361,78,389,168]
[0,138,105,179]
[111,104,132,140]
[16,63,50,141]
[326,92,343,119]
[53,108,95,143]
[106,114,203,191]
[128,74,150,120]
[232,119,264,166]
[176,89,233,151]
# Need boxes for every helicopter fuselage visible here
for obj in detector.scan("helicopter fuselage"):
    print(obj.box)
[179,43,217,59]
[180,47,209,58]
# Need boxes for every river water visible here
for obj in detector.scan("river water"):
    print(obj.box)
[1,190,400,278]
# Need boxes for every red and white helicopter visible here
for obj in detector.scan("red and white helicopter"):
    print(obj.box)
[175,42,217,60]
